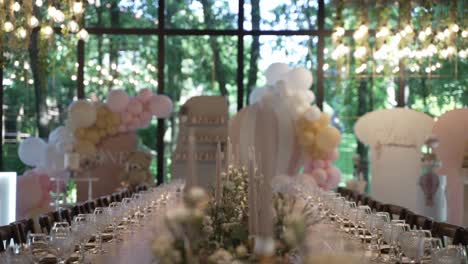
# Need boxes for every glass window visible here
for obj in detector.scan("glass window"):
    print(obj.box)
[2,35,77,173]
[85,0,158,28]
[244,0,317,30]
[165,0,237,29]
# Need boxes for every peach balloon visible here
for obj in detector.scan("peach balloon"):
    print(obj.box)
[127,98,143,115]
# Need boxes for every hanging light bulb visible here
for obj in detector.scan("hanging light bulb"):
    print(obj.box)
[68,20,79,33]
[418,31,426,41]
[78,28,89,40]
[443,28,450,37]
[353,25,368,40]
[29,16,39,27]
[353,46,367,59]
[73,1,84,14]
[376,65,384,73]
[42,25,54,36]
[4,21,14,32]
[376,27,390,38]
[35,0,43,7]
[17,27,27,39]
[12,2,20,12]
[462,30,468,38]
[451,24,459,33]
[404,25,413,34]
[424,27,432,36]
[53,9,65,23]
[47,6,57,16]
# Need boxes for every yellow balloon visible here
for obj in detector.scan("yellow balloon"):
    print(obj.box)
[317,113,331,127]
[74,140,96,156]
[316,126,341,153]
[74,128,86,139]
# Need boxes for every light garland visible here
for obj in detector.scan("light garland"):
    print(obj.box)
[329,1,466,77]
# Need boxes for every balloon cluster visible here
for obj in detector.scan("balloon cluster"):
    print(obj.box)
[249,62,342,190]
[18,88,173,174]
[107,88,173,133]
[72,103,121,156]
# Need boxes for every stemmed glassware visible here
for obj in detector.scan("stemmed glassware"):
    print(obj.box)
[27,233,50,263]
[71,214,93,263]
[369,212,390,262]
[49,226,75,264]
[93,207,111,253]
[399,230,425,263]
[108,202,123,241]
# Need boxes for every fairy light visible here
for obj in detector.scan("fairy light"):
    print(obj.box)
[28,79,34,85]
[4,22,14,32]
[13,61,19,67]
[42,26,54,36]
[12,2,20,12]
[355,63,367,74]
[29,16,39,28]
[53,10,65,23]
[435,62,441,68]
[462,30,468,38]
[23,63,30,70]
[68,20,79,33]
[376,65,384,73]
[78,29,89,40]
[332,26,345,39]
[393,67,399,73]
[353,46,367,59]
[73,1,84,14]
[71,75,77,81]
[353,24,368,40]
[418,31,426,41]
[35,0,43,7]
[376,27,390,38]
[443,28,450,37]
[322,63,329,71]
[451,24,459,33]
[431,65,436,71]
[424,27,432,36]
[17,27,27,39]
[404,25,413,34]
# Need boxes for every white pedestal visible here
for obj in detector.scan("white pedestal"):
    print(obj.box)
[0,172,16,225]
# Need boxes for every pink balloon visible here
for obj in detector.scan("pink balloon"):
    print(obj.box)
[304,158,326,174]
[147,95,173,118]
[324,166,342,190]
[140,111,152,121]
[107,89,130,112]
[325,149,339,161]
[138,88,153,103]
[121,111,133,124]
[311,168,327,186]
[127,97,143,115]
[118,125,127,133]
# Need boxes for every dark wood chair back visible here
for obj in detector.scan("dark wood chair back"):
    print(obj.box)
[383,204,409,220]
[405,213,433,230]
[432,222,464,247]
[11,218,36,244]
[368,199,384,212]
[0,224,14,252]
[38,213,54,234]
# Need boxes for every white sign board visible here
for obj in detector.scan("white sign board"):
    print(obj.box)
[0,172,17,225]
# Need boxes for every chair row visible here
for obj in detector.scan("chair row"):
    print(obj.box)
[0,184,149,252]
[337,186,468,248]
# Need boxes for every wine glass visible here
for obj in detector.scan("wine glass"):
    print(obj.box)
[399,230,425,263]
[370,212,390,261]
[71,215,92,262]
[93,207,109,253]
[108,202,123,241]
[27,233,50,263]
[50,227,75,264]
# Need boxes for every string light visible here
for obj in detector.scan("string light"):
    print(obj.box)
[353,25,368,40]
[29,16,40,27]
[68,20,79,33]
[451,24,459,33]
[4,21,14,32]
[12,2,20,12]
[78,29,89,40]
[42,25,54,36]
[73,2,84,14]
[35,0,43,7]
[376,27,390,38]
[462,30,467,38]
[353,46,367,59]
[17,27,27,39]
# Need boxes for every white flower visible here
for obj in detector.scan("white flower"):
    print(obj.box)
[166,206,190,222]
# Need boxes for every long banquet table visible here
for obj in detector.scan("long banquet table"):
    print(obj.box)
[87,218,376,264]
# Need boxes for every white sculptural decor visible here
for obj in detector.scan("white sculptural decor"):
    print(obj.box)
[0,172,16,225]
[354,108,435,215]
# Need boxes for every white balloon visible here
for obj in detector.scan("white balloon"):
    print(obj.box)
[49,126,73,144]
[41,144,66,173]
[249,87,268,104]
[301,89,316,104]
[304,105,321,121]
[265,63,290,85]
[285,67,313,90]
[68,100,97,130]
[18,137,47,167]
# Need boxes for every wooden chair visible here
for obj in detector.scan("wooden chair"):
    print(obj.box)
[383,204,409,220]
[59,208,72,224]
[96,196,110,207]
[71,205,81,218]
[111,192,122,203]
[11,218,36,244]
[136,184,149,192]
[405,212,433,230]
[368,199,384,212]
[38,213,54,234]
[0,224,15,252]
[431,222,464,247]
